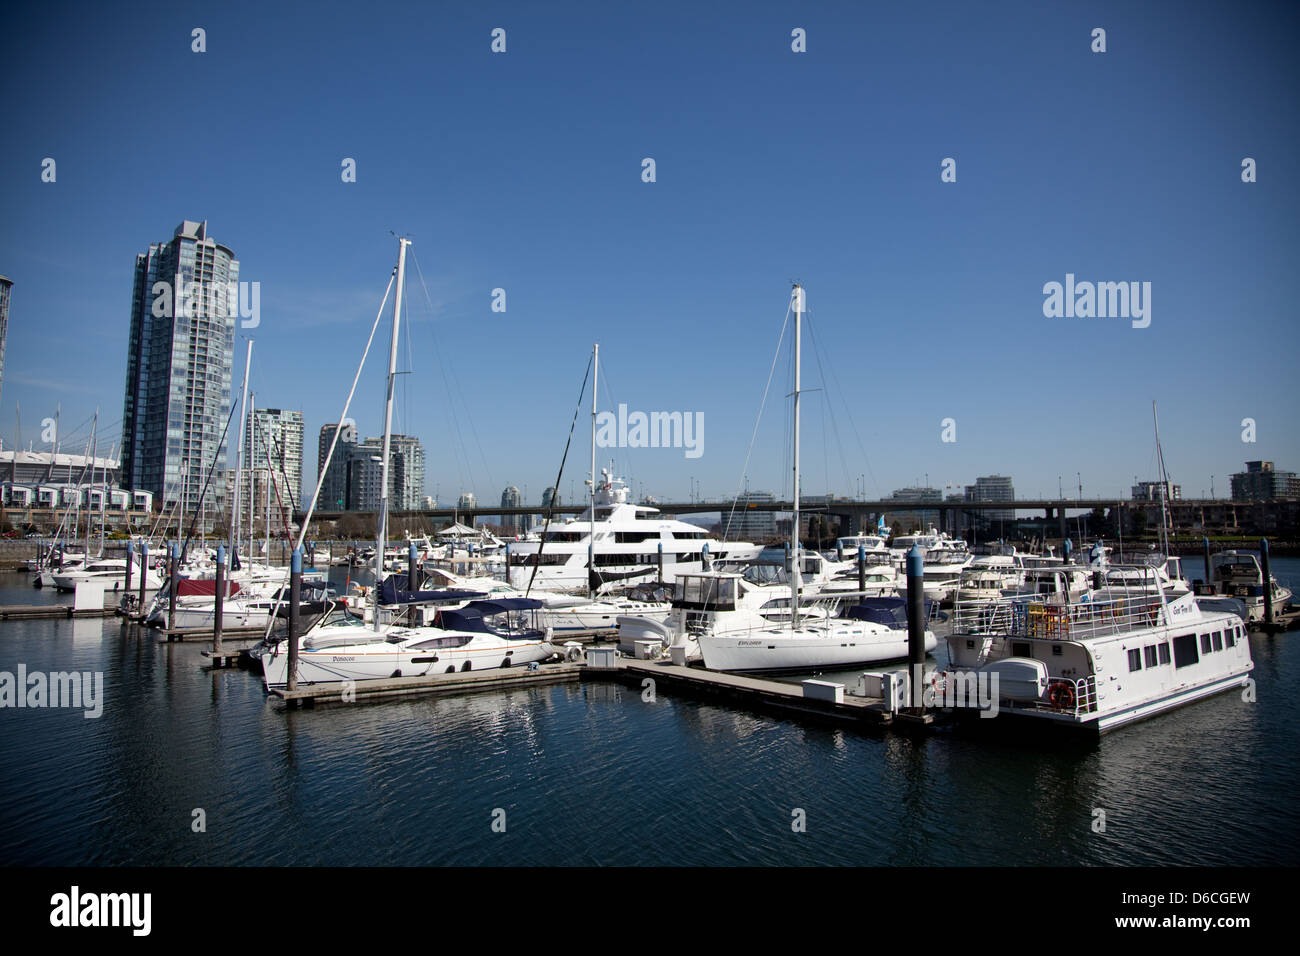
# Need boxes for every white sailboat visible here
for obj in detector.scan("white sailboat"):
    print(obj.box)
[695,285,937,672]
[261,238,556,688]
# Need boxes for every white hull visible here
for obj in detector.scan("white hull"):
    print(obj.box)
[261,637,553,688]
[698,627,936,672]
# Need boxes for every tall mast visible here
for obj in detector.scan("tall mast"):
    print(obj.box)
[375,237,409,633]
[233,339,253,559]
[791,284,803,629]
[589,343,598,599]
[84,410,97,556]
[248,392,256,562]
[1152,401,1170,555]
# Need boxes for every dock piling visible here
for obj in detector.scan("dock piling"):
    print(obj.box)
[858,544,866,594]
[123,540,134,599]
[1261,537,1275,631]
[408,540,418,591]
[138,541,148,612]
[167,543,179,631]
[287,546,302,692]
[214,544,226,656]
[907,545,925,710]
[1203,535,1213,592]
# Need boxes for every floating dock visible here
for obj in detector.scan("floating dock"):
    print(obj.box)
[270,661,583,706]
[0,604,117,620]
[593,658,905,730]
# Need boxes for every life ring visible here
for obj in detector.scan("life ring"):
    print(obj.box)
[1047,681,1076,712]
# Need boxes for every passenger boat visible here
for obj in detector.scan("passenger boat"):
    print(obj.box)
[944,566,1254,733]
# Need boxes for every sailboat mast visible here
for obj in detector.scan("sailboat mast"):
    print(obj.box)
[791,284,803,629]
[589,343,598,599]
[84,411,97,557]
[375,237,410,633]
[1152,401,1170,555]
[233,339,253,559]
[248,392,256,562]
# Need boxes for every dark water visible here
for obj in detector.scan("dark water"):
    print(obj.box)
[0,559,1296,866]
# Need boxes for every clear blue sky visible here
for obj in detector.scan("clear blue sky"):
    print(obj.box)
[2,0,1296,509]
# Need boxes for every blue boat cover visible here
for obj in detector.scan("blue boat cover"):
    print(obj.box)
[378,575,486,606]
[436,598,545,633]
[844,596,934,628]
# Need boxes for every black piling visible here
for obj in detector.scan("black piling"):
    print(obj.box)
[1261,538,1275,631]
[138,541,148,611]
[167,543,179,631]
[907,545,926,710]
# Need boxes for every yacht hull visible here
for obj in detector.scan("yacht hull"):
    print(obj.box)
[698,629,936,673]
[260,639,554,689]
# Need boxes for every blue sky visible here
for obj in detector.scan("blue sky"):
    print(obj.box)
[2,0,1296,509]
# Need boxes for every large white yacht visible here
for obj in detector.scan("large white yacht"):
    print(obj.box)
[506,470,761,592]
[944,567,1254,733]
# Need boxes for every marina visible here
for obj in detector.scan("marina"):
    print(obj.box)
[0,554,1296,868]
[1,4,1297,913]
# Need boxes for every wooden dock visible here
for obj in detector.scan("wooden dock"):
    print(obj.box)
[0,604,118,620]
[595,658,901,729]
[157,625,270,642]
[269,661,583,706]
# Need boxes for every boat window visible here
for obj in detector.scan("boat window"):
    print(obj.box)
[1012,642,1031,657]
[1158,643,1171,664]
[1143,645,1158,667]
[1128,649,1142,672]
[1051,645,1063,657]
[1225,629,1235,648]
[1172,633,1199,668]
[1200,633,1212,654]
[1212,631,1223,651]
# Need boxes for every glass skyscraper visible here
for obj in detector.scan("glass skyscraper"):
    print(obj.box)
[120,220,237,515]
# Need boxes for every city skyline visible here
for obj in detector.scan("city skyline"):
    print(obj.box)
[2,3,1296,514]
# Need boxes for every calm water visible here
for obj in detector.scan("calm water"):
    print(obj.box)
[0,559,1297,866]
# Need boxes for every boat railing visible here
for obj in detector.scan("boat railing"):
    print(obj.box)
[1020,675,1098,716]
[954,571,1169,640]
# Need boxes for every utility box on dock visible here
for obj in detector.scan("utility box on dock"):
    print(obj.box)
[73,580,109,612]
[802,679,845,703]
[586,646,619,669]
[859,670,908,713]
[633,640,661,660]
[668,644,688,666]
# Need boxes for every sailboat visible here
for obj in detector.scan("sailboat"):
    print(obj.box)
[261,238,557,689]
[693,284,937,672]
